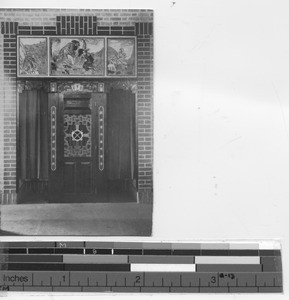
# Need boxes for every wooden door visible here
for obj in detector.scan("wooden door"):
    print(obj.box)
[48,92,107,202]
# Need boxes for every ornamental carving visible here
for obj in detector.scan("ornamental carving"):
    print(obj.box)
[64,114,92,157]
[98,106,105,171]
[51,106,57,171]
[18,80,138,93]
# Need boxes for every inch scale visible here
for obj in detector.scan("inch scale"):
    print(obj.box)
[0,241,283,293]
[0,271,283,293]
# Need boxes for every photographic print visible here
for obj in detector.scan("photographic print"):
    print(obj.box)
[18,37,48,76]
[107,38,136,76]
[50,37,105,76]
[0,9,153,236]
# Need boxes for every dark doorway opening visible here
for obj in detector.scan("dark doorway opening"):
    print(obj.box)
[17,88,137,204]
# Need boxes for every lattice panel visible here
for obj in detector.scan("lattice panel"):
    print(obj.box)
[64,114,92,157]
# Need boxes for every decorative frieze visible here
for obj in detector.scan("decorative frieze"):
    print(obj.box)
[17,80,49,92]
[17,36,136,78]
[18,80,137,93]
[57,81,99,93]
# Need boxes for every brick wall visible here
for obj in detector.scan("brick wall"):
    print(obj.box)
[0,9,153,204]
[0,9,153,26]
[0,27,3,196]
[0,21,18,204]
[136,25,153,203]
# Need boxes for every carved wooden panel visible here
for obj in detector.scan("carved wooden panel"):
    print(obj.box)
[51,106,57,171]
[64,114,92,157]
[98,106,105,171]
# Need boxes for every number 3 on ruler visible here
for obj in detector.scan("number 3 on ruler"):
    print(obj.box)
[211,276,216,284]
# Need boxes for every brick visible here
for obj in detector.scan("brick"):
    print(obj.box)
[61,16,65,28]
[56,22,60,33]
[3,38,16,43]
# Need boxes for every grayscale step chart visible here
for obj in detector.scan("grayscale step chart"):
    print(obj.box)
[0,241,283,293]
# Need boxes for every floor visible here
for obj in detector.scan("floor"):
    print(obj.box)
[0,203,153,236]
[18,190,136,204]
[18,180,137,204]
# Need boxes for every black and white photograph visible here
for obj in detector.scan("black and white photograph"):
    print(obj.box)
[0,8,153,236]
[1,1,289,298]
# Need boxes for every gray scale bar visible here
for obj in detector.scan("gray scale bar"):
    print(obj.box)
[3,255,63,263]
[195,256,260,264]
[25,242,56,248]
[56,242,84,248]
[0,242,55,248]
[63,255,128,264]
[129,255,194,264]
[261,256,282,272]
[0,242,281,251]
[113,242,143,249]
[64,263,130,272]
[142,243,172,249]
[85,242,114,248]
[196,264,262,272]
[201,243,230,250]
[171,243,201,250]
[0,242,25,248]
[229,243,259,249]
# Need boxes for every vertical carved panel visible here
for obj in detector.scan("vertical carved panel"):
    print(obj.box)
[98,106,104,171]
[51,106,57,171]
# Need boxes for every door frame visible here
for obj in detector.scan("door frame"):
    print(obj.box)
[47,91,107,202]
[16,87,138,203]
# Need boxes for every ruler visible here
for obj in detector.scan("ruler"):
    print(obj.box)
[0,241,282,293]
